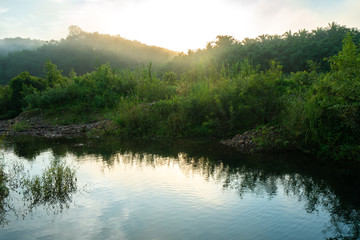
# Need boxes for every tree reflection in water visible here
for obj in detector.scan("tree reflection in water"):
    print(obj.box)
[0,154,77,226]
[107,152,360,240]
[1,137,360,239]
[21,159,77,213]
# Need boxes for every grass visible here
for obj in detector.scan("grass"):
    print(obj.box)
[10,121,31,132]
[43,105,111,125]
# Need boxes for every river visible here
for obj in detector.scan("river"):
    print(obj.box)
[0,137,359,240]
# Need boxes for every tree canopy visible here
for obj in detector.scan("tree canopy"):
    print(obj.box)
[165,22,360,74]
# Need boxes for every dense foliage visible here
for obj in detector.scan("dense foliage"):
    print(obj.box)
[282,34,360,161]
[0,23,359,162]
[165,22,360,74]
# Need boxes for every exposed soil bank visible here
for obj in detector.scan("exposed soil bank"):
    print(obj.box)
[0,111,117,138]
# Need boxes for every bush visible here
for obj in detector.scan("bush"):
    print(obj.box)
[8,72,48,114]
[0,85,13,119]
[281,34,360,160]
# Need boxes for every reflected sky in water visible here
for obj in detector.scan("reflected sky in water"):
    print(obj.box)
[0,137,359,240]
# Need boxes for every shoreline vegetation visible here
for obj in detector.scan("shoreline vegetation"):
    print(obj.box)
[0,23,360,164]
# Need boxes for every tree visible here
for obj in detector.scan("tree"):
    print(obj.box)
[214,35,236,48]
[9,72,47,113]
[67,25,84,39]
[43,61,65,87]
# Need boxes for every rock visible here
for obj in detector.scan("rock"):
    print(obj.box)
[221,125,285,153]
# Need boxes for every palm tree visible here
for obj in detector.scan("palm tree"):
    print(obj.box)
[283,30,293,39]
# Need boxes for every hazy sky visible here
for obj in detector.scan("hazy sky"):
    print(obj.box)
[0,0,359,52]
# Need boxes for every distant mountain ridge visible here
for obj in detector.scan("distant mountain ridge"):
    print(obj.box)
[0,37,45,56]
[0,26,177,84]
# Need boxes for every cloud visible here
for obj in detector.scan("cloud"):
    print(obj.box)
[336,0,360,29]
[0,8,8,14]
[0,0,359,50]
[248,2,324,33]
[51,0,360,51]
[51,0,66,3]
[57,0,256,51]
[232,0,360,39]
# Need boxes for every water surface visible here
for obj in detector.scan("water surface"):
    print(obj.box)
[0,137,359,240]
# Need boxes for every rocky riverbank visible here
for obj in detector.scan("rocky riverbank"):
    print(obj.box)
[1,112,287,152]
[0,111,117,138]
[220,125,287,153]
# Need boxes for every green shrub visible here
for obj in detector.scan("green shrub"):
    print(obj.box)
[0,85,13,119]
[281,34,360,161]
[114,99,157,137]
[8,71,48,114]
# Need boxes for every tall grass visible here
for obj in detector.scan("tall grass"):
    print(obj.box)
[109,60,286,138]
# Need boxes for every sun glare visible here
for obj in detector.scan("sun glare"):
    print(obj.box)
[72,0,254,52]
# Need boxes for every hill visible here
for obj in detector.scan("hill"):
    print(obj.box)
[0,37,45,56]
[0,26,177,85]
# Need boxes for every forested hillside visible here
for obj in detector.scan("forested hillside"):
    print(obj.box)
[0,26,176,85]
[1,23,359,85]
[0,38,44,56]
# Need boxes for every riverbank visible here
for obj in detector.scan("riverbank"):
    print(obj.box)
[0,111,118,138]
[0,111,288,154]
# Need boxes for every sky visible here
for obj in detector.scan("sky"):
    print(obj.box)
[0,0,359,52]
